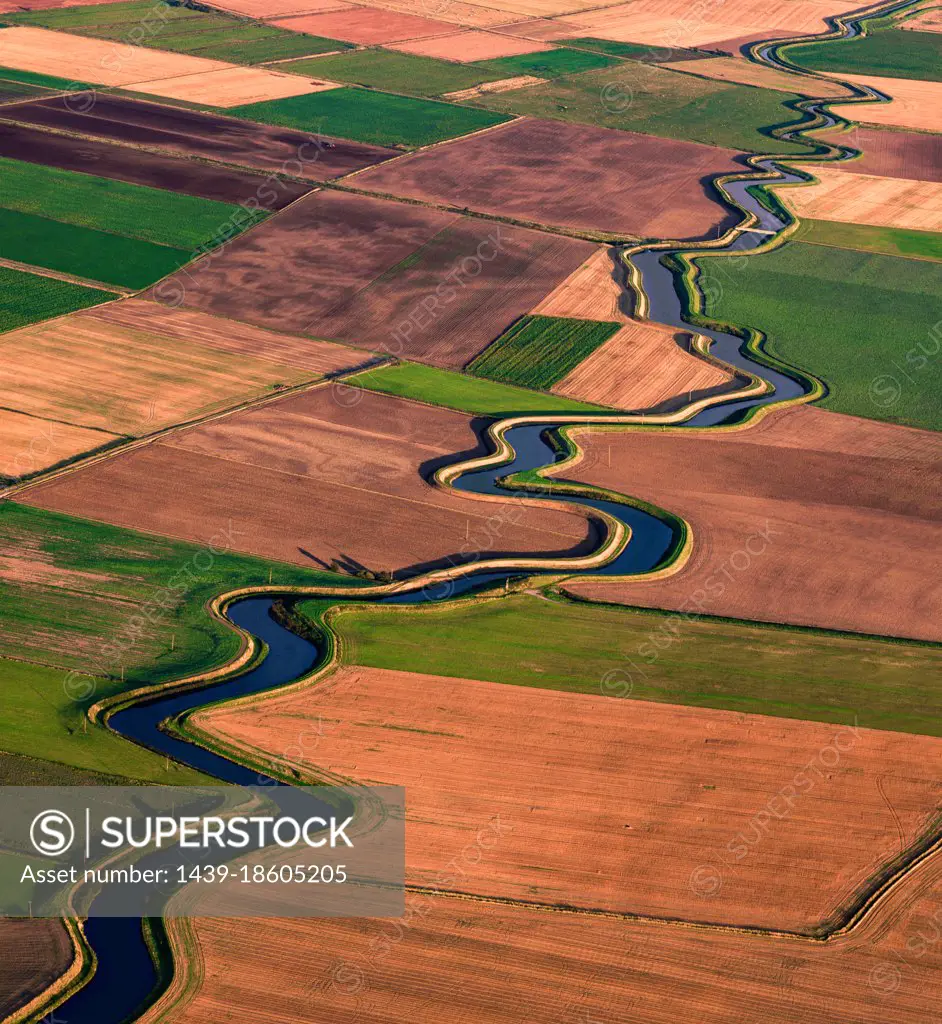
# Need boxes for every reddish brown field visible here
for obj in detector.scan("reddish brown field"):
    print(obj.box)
[202,663,942,931]
[0,920,72,1021]
[0,95,397,179]
[0,0,123,9]
[562,405,942,642]
[552,321,735,410]
[220,0,353,15]
[269,8,455,41]
[352,118,744,239]
[829,73,942,134]
[362,0,527,27]
[0,122,312,207]
[816,125,942,183]
[20,388,591,573]
[390,28,552,60]
[149,189,595,368]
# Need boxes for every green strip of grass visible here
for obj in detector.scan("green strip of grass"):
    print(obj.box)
[228,86,512,148]
[696,240,942,431]
[468,314,621,389]
[194,32,346,63]
[475,46,621,79]
[277,49,505,97]
[0,266,114,334]
[794,218,942,263]
[314,592,942,735]
[4,0,182,28]
[0,208,190,289]
[0,66,96,90]
[785,27,942,83]
[561,37,704,61]
[0,156,266,248]
[346,361,609,414]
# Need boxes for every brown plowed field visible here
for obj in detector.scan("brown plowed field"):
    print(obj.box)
[902,5,942,31]
[0,920,73,1020]
[0,94,397,179]
[815,125,942,183]
[0,409,117,479]
[562,405,942,642]
[149,189,595,368]
[784,165,942,230]
[86,299,367,373]
[531,246,625,320]
[201,663,942,931]
[829,73,942,134]
[125,66,334,107]
[552,321,735,410]
[353,118,744,239]
[390,28,551,60]
[0,122,311,207]
[0,306,343,437]
[21,388,592,573]
[269,8,456,41]
[662,55,850,96]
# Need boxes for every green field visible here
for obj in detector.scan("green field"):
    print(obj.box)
[0,66,96,90]
[0,156,266,249]
[311,592,942,735]
[561,38,704,62]
[278,49,505,97]
[346,361,609,414]
[476,46,621,79]
[5,0,199,29]
[0,266,114,334]
[194,32,344,63]
[0,208,189,289]
[478,63,811,154]
[468,315,621,389]
[0,79,51,101]
[696,240,942,431]
[785,26,942,83]
[228,87,511,147]
[794,218,942,262]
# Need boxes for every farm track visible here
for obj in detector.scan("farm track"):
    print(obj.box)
[10,1,940,1021]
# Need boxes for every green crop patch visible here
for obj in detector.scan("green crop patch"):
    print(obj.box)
[6,0,211,31]
[278,49,504,97]
[0,78,49,102]
[785,26,942,83]
[196,32,346,63]
[347,361,608,415]
[561,38,705,62]
[478,63,811,155]
[228,86,511,148]
[0,208,190,290]
[0,65,97,90]
[468,315,621,390]
[475,46,621,79]
[794,219,942,263]
[0,156,267,249]
[0,266,115,334]
[696,240,942,432]
[316,593,942,736]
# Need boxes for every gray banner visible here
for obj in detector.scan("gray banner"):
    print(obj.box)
[0,786,404,918]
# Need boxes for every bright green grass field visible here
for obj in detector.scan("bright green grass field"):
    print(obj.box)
[697,240,942,432]
[479,63,811,155]
[0,208,189,289]
[561,37,702,62]
[228,87,511,148]
[795,219,942,263]
[4,0,196,28]
[315,592,942,735]
[0,156,266,249]
[0,266,114,334]
[468,315,621,389]
[193,32,345,63]
[475,46,621,79]
[0,66,96,90]
[785,27,942,83]
[278,49,506,97]
[347,361,609,415]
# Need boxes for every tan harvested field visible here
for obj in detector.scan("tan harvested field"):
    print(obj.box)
[0,409,118,480]
[0,920,73,1021]
[443,74,543,100]
[390,28,551,59]
[0,305,356,437]
[662,55,851,96]
[21,388,592,573]
[351,0,527,27]
[902,4,942,31]
[783,164,942,231]
[87,299,366,374]
[829,73,942,133]
[563,405,942,642]
[141,856,942,1024]
[201,664,942,931]
[269,7,455,41]
[150,189,595,369]
[125,66,336,107]
[531,246,625,320]
[218,0,353,15]
[353,118,744,238]
[816,125,942,182]
[552,321,735,410]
